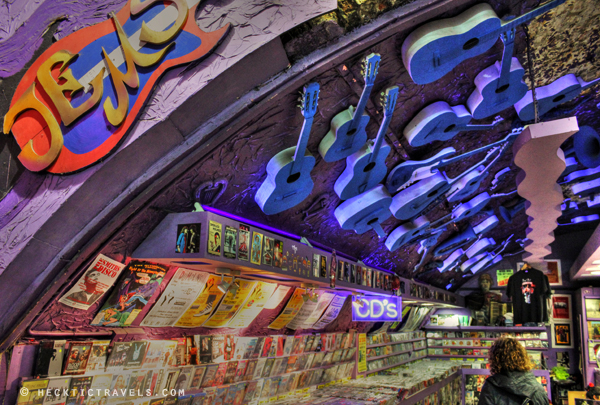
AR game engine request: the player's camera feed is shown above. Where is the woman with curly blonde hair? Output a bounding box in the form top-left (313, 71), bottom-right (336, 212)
top-left (479, 337), bottom-right (549, 405)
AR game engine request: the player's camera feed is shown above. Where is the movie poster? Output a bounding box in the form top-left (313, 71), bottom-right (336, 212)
top-left (208, 221), bottom-right (222, 256)
top-left (175, 274), bottom-right (226, 327)
top-left (228, 282), bottom-right (278, 328)
top-left (59, 254), bottom-right (126, 310)
top-left (312, 295), bottom-right (346, 329)
top-left (250, 232), bottom-right (263, 265)
top-left (175, 223), bottom-right (200, 254)
top-left (140, 269), bottom-right (209, 327)
top-left (268, 289), bottom-right (307, 330)
top-left (63, 342), bottom-right (92, 375)
top-left (263, 236), bottom-right (274, 266)
top-left (238, 224), bottom-right (250, 261)
top-left (91, 261), bottom-right (167, 327)
top-left (203, 280), bottom-right (258, 328)
top-left (224, 226), bottom-right (237, 259)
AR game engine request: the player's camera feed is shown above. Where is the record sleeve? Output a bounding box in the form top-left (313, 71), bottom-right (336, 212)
top-left (238, 224), bottom-right (250, 261)
top-left (124, 341), bottom-right (147, 369)
top-left (201, 365), bottom-right (218, 388)
top-left (85, 340), bottom-right (110, 373)
top-left (250, 232), bottom-right (263, 265)
top-left (43, 377), bottom-right (71, 405)
top-left (224, 361), bottom-right (238, 384)
top-left (189, 366), bottom-right (206, 390)
top-left (35, 340), bottom-right (66, 377)
top-left (66, 376), bottom-right (93, 405)
top-left (63, 342), bottom-right (92, 375)
top-left (274, 240), bottom-right (283, 268)
top-left (87, 374), bottom-right (112, 405)
top-left (223, 226), bottom-right (237, 259)
top-left (19, 379), bottom-right (48, 405)
top-left (213, 363), bottom-right (227, 386)
top-left (208, 220), bottom-right (222, 256)
top-left (262, 236), bottom-right (274, 266)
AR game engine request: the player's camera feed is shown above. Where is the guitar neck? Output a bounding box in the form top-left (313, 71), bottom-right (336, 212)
top-left (497, 30), bottom-right (516, 88)
top-left (370, 114), bottom-right (393, 163)
top-left (291, 116), bottom-right (314, 174)
top-left (579, 76), bottom-right (600, 90)
top-left (500, 0), bottom-right (566, 31)
top-left (351, 84), bottom-right (374, 130)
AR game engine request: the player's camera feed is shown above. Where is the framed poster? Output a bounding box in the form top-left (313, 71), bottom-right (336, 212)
top-left (517, 260), bottom-right (562, 286)
top-left (552, 323), bottom-right (573, 348)
top-left (586, 298), bottom-right (600, 319)
top-left (496, 269), bottom-right (513, 287)
top-left (551, 294), bottom-right (572, 321)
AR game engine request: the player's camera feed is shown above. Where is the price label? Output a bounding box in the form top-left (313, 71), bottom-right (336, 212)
top-left (318, 384), bottom-right (325, 389)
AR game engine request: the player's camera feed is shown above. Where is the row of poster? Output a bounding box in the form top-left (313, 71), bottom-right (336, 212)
top-left (59, 256), bottom-right (348, 331)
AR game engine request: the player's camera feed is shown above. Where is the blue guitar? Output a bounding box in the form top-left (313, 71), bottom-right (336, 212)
top-left (401, 0), bottom-right (565, 85)
top-left (404, 101), bottom-right (503, 147)
top-left (335, 86), bottom-right (399, 200)
top-left (438, 249), bottom-right (466, 273)
top-left (319, 53), bottom-right (380, 162)
top-left (334, 184), bottom-right (392, 238)
top-left (433, 226), bottom-right (476, 257)
top-left (255, 82), bottom-right (320, 215)
top-left (466, 238), bottom-right (496, 258)
top-left (515, 74), bottom-right (600, 121)
top-left (385, 216), bottom-right (430, 252)
top-left (451, 192), bottom-right (492, 222)
top-left (466, 29), bottom-right (528, 119)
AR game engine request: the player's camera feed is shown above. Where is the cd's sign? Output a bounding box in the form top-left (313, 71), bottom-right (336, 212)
top-left (352, 296), bottom-right (402, 322)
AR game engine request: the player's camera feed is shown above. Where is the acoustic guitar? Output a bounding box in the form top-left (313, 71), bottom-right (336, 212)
top-left (334, 184), bottom-right (392, 238)
top-left (319, 53), bottom-right (380, 162)
top-left (335, 86), bottom-right (399, 200)
top-left (255, 82), bottom-right (320, 215)
top-left (401, 0), bottom-right (565, 85)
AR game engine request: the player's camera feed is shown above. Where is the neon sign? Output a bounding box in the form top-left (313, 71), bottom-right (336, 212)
top-left (352, 295), bottom-right (402, 322)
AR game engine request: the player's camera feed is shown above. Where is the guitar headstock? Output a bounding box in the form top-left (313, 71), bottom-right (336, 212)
top-left (361, 53), bottom-right (381, 86)
top-left (299, 82), bottom-right (320, 119)
top-left (381, 86), bottom-right (399, 117)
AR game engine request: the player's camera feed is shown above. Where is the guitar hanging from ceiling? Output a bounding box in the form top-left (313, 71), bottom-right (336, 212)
top-left (255, 82), bottom-right (320, 215)
top-left (401, 0), bottom-right (565, 85)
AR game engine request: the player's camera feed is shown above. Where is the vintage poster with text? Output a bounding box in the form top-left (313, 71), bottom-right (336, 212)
top-left (175, 274), bottom-right (226, 327)
top-left (228, 282), bottom-right (278, 328)
top-left (203, 279), bottom-right (258, 328)
top-left (268, 288), bottom-right (306, 330)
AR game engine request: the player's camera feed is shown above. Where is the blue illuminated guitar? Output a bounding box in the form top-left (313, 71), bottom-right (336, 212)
top-left (466, 29), bottom-right (528, 119)
top-left (319, 53), bottom-right (380, 162)
top-left (401, 0), bottom-right (565, 85)
top-left (515, 74), bottom-right (600, 121)
top-left (385, 216), bottom-right (430, 252)
top-left (335, 86), bottom-right (399, 200)
top-left (451, 192), bottom-right (492, 222)
top-left (334, 184), bottom-right (392, 238)
top-left (433, 226), bottom-right (476, 257)
top-left (255, 82), bottom-right (320, 215)
top-left (404, 101), bottom-right (503, 147)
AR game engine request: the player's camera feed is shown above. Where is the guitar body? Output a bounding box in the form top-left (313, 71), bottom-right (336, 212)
top-left (390, 173), bottom-right (449, 220)
top-left (466, 238), bottom-right (496, 258)
top-left (334, 184), bottom-right (392, 235)
top-left (255, 147), bottom-right (316, 215)
top-left (401, 3), bottom-right (500, 85)
top-left (319, 106), bottom-right (370, 162)
top-left (446, 165), bottom-right (486, 203)
top-left (404, 102), bottom-right (472, 147)
top-left (451, 192), bottom-right (491, 222)
top-left (473, 214), bottom-right (500, 235)
top-left (335, 141), bottom-right (391, 200)
top-left (438, 249), bottom-right (465, 272)
top-left (467, 57), bottom-right (528, 119)
top-left (433, 226), bottom-right (476, 257)
top-left (386, 147), bottom-right (455, 192)
top-left (385, 216), bottom-right (430, 251)
top-left (514, 74), bottom-right (583, 121)
top-left (565, 166), bottom-right (600, 184)
top-left (572, 177), bottom-right (600, 198)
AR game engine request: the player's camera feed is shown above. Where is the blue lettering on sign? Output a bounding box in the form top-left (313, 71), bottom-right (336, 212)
top-left (352, 296), bottom-right (402, 322)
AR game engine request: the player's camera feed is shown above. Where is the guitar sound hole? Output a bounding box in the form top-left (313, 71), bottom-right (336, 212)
top-left (444, 124), bottom-right (456, 133)
top-left (347, 128), bottom-right (357, 136)
top-left (367, 218), bottom-right (379, 225)
top-left (364, 162), bottom-right (376, 172)
top-left (553, 94), bottom-right (566, 103)
top-left (287, 173), bottom-right (301, 183)
top-left (463, 38), bottom-right (479, 50)
top-left (495, 84), bottom-right (510, 93)
top-left (427, 189), bottom-right (439, 198)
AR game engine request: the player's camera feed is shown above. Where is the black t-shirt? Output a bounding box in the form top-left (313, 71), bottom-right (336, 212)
top-left (506, 268), bottom-right (551, 324)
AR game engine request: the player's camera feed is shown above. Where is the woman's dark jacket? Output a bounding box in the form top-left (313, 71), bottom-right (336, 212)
top-left (479, 371), bottom-right (550, 405)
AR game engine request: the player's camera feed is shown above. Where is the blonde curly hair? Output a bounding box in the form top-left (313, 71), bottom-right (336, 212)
top-left (488, 337), bottom-right (533, 375)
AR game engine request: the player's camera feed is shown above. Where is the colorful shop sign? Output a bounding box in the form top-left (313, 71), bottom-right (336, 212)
top-left (352, 295), bottom-right (402, 322)
top-left (3, 0), bottom-right (229, 174)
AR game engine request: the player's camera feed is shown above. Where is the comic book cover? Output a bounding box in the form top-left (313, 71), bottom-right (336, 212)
top-left (270, 358), bottom-right (283, 377)
top-left (224, 384), bottom-right (238, 403)
top-left (43, 377), bottom-right (71, 405)
top-left (244, 360), bottom-right (257, 381)
top-left (66, 376), bottom-right (93, 405)
top-left (124, 341), bottom-right (147, 369)
top-left (232, 382), bottom-right (246, 405)
top-left (232, 337), bottom-right (248, 361)
top-left (212, 335), bottom-right (225, 363)
top-left (243, 381), bottom-right (259, 404)
top-left (261, 337), bottom-right (272, 357)
top-left (201, 388), bottom-right (215, 404)
top-left (198, 336), bottom-right (213, 364)
top-left (277, 376), bottom-right (289, 396)
top-left (187, 336), bottom-right (198, 365)
top-left (213, 387), bottom-right (228, 405)
top-left (242, 337), bottom-right (256, 360)
top-left (262, 236), bottom-right (273, 266)
top-left (91, 261), bottom-right (167, 327)
top-left (286, 356), bottom-right (297, 373)
top-left (59, 254), bottom-right (126, 310)
top-left (251, 337), bottom-right (264, 359)
top-left (171, 338), bottom-right (187, 367)
top-left (253, 358), bottom-right (266, 380)
top-left (261, 358), bottom-right (274, 378)
top-left (207, 220), bottom-right (222, 256)
top-left (149, 398), bottom-right (165, 405)
top-left (283, 336), bottom-right (294, 357)
top-left (63, 342), bottom-right (92, 375)
top-left (189, 366), bottom-right (206, 390)
top-left (201, 365), bottom-right (218, 388)
top-left (140, 370), bottom-right (155, 395)
top-left (175, 367), bottom-right (193, 391)
top-left (234, 360), bottom-right (247, 383)
top-left (268, 336), bottom-right (278, 357)
top-left (224, 361), bottom-right (238, 384)
top-left (273, 240), bottom-right (283, 268)
top-left (238, 224), bottom-right (250, 261)
top-left (223, 335), bottom-right (236, 361)
top-left (223, 226), bottom-right (237, 259)
top-left (213, 363), bottom-right (227, 386)
top-left (250, 232), bottom-right (263, 265)
top-left (162, 369), bottom-right (181, 392)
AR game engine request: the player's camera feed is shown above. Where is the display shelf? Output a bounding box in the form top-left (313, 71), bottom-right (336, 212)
top-left (423, 325), bottom-right (547, 331)
top-left (402, 371), bottom-right (460, 405)
top-left (367, 349), bottom-right (412, 361)
top-left (364, 356), bottom-right (426, 374)
top-left (367, 338), bottom-right (425, 348)
top-left (428, 354), bottom-right (487, 358)
top-left (428, 345), bottom-right (547, 350)
top-left (426, 337), bottom-right (546, 341)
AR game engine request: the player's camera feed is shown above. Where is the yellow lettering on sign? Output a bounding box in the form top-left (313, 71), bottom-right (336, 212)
top-left (131, 0), bottom-right (188, 44)
top-left (3, 84), bottom-right (63, 171)
top-left (36, 50), bottom-right (105, 126)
